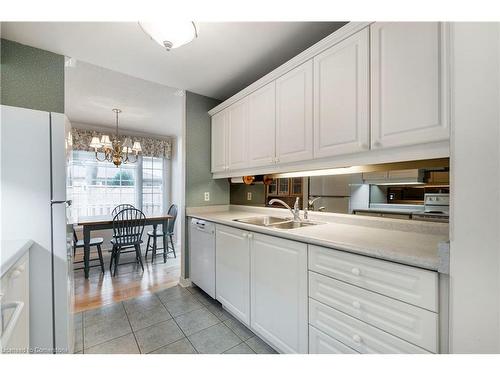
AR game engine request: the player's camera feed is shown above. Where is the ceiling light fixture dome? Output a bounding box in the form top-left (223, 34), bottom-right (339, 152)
top-left (139, 21), bottom-right (198, 51)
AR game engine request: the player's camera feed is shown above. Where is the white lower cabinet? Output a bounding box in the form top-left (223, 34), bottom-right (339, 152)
top-left (215, 225), bottom-right (250, 325)
top-left (309, 299), bottom-right (429, 354)
top-left (0, 253), bottom-right (30, 351)
top-left (309, 325), bottom-right (358, 354)
top-left (213, 223), bottom-right (440, 354)
top-left (308, 245), bottom-right (438, 312)
top-left (250, 233), bottom-right (308, 354)
top-left (309, 271), bottom-right (438, 352)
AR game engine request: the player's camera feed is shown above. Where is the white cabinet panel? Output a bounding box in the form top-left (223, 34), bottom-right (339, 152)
top-left (211, 110), bottom-right (228, 173)
top-left (309, 271), bottom-right (439, 352)
top-left (1, 253), bottom-right (30, 351)
top-left (313, 28), bottom-right (370, 158)
top-left (309, 325), bottom-right (358, 354)
top-left (276, 60), bottom-right (313, 164)
top-left (309, 299), bottom-right (430, 354)
top-left (250, 233), bottom-right (308, 353)
top-left (215, 225), bottom-right (250, 324)
top-left (228, 99), bottom-right (249, 170)
top-left (248, 82), bottom-right (276, 168)
top-left (371, 22), bottom-right (449, 149)
top-left (308, 245), bottom-right (438, 312)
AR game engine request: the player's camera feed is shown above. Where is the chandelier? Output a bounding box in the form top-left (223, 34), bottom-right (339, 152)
top-left (89, 109), bottom-right (142, 167)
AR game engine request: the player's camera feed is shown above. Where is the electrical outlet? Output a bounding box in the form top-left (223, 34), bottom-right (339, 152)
top-left (204, 192), bottom-right (210, 201)
top-left (247, 192), bottom-right (252, 201)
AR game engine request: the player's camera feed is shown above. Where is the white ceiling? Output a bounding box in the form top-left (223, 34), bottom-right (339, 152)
top-left (1, 22), bottom-right (346, 100)
top-left (65, 61), bottom-right (184, 137)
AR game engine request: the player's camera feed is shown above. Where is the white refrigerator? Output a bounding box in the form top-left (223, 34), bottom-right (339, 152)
top-left (1, 105), bottom-right (74, 353)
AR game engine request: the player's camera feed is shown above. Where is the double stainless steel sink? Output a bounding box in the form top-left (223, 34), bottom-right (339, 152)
top-left (233, 216), bottom-right (324, 230)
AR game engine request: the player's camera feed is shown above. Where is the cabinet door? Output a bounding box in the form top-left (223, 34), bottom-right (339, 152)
top-left (313, 28), bottom-right (370, 158)
top-left (211, 110), bottom-right (228, 173)
top-left (276, 60), bottom-right (313, 164)
top-left (215, 225), bottom-right (250, 324)
top-left (228, 99), bottom-right (249, 170)
top-left (248, 82), bottom-right (276, 167)
top-left (250, 233), bottom-right (308, 353)
top-left (371, 22), bottom-right (449, 149)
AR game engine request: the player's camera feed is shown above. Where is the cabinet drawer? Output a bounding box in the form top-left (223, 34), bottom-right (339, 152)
top-left (309, 325), bottom-right (358, 354)
top-left (309, 299), bottom-right (430, 354)
top-left (309, 271), bottom-right (438, 352)
top-left (308, 245), bottom-right (438, 311)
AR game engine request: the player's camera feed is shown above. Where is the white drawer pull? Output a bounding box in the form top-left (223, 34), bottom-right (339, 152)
top-left (247, 233), bottom-right (253, 239)
top-left (242, 233), bottom-right (248, 238)
top-left (352, 334), bottom-right (362, 344)
top-left (352, 301), bottom-right (361, 309)
top-left (351, 267), bottom-right (361, 276)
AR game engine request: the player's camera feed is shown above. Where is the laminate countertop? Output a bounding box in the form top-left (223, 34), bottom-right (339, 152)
top-left (187, 205), bottom-right (450, 273)
top-left (1, 239), bottom-right (33, 278)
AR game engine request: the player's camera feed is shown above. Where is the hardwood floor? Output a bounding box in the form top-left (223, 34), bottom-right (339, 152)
top-left (74, 248), bottom-right (181, 313)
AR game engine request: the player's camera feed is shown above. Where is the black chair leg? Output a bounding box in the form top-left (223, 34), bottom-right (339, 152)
top-left (110, 244), bottom-right (116, 272)
top-left (162, 234), bottom-right (167, 263)
top-left (97, 244), bottom-right (105, 274)
top-left (135, 244), bottom-right (144, 271)
top-left (113, 249), bottom-right (121, 277)
top-left (145, 235), bottom-right (151, 260)
top-left (169, 235), bottom-right (176, 258)
top-left (152, 235), bottom-right (157, 264)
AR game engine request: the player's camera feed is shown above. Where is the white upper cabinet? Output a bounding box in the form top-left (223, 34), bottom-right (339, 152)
top-left (370, 22), bottom-right (450, 149)
top-left (228, 99), bottom-right (249, 170)
top-left (313, 28), bottom-right (370, 158)
top-left (247, 82), bottom-right (276, 168)
top-left (276, 60), bottom-right (313, 164)
top-left (211, 110), bottom-right (228, 173)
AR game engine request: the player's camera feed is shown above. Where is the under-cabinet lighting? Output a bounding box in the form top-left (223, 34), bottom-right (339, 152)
top-left (273, 166), bottom-right (361, 178)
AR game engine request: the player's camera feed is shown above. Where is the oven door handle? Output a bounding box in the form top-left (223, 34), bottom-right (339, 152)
top-left (1, 301), bottom-right (25, 347)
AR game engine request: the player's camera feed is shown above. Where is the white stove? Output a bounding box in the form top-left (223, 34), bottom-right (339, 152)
top-left (412, 193), bottom-right (449, 222)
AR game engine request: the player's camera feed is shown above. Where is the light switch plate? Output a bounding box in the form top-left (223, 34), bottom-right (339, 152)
top-left (204, 192), bottom-right (210, 201)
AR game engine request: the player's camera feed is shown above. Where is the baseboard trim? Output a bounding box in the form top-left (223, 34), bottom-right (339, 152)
top-left (179, 277), bottom-right (191, 288)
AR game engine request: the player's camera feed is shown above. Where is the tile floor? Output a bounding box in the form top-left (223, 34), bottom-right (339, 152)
top-left (75, 284), bottom-right (278, 354)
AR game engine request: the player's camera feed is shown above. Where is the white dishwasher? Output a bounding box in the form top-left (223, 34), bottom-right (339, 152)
top-left (189, 219), bottom-right (216, 298)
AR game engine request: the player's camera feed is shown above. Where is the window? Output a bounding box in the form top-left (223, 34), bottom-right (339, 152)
top-left (142, 156), bottom-right (164, 216)
top-left (68, 151), bottom-right (168, 218)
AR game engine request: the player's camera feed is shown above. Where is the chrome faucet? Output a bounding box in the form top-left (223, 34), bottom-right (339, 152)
top-left (269, 197), bottom-right (302, 222)
top-left (308, 197), bottom-right (321, 210)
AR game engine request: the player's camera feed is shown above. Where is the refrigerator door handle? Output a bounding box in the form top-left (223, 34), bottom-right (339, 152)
top-left (51, 200), bottom-right (71, 206)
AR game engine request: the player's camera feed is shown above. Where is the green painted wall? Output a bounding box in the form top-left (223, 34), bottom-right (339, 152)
top-left (230, 183), bottom-right (266, 206)
top-left (0, 38), bottom-right (64, 113)
top-left (185, 91), bottom-right (229, 207)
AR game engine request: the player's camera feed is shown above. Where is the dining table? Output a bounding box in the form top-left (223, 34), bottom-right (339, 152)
top-left (76, 214), bottom-right (173, 279)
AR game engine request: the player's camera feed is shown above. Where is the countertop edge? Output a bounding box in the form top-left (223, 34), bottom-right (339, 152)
top-left (1, 239), bottom-right (33, 278)
top-left (187, 213), bottom-right (441, 272)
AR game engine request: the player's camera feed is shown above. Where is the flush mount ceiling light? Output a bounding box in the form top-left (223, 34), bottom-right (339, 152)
top-left (139, 21), bottom-right (198, 51)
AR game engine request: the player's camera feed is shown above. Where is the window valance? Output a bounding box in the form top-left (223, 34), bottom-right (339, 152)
top-left (71, 128), bottom-right (172, 159)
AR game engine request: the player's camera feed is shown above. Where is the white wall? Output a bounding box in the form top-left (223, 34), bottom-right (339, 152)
top-left (449, 23), bottom-right (500, 353)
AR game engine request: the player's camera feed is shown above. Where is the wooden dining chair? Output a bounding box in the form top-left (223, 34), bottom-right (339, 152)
top-left (111, 203), bottom-right (135, 217)
top-left (110, 207), bottom-right (146, 276)
top-left (145, 204), bottom-right (178, 263)
top-left (72, 228), bottom-right (105, 274)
